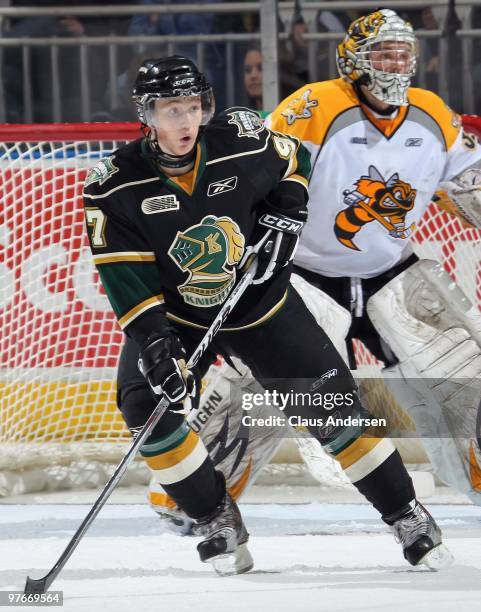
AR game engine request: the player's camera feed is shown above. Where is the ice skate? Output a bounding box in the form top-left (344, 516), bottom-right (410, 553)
top-left (196, 493), bottom-right (253, 576)
top-left (384, 500), bottom-right (454, 570)
top-left (153, 506), bottom-right (195, 536)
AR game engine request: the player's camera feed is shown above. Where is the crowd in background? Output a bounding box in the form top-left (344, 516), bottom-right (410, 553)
top-left (1, 0), bottom-right (480, 124)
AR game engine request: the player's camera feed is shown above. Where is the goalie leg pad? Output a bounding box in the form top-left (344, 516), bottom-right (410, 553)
top-left (290, 272), bottom-right (351, 363)
top-left (366, 259), bottom-right (481, 503)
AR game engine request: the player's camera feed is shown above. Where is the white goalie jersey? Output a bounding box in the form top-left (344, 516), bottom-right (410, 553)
top-left (267, 78), bottom-right (481, 279)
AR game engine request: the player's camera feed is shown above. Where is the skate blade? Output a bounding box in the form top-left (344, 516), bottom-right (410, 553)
top-left (418, 544), bottom-right (454, 571)
top-left (210, 543), bottom-right (254, 577)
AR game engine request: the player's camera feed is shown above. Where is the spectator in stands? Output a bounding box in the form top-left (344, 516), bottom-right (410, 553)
top-left (399, 7), bottom-right (440, 92)
top-left (3, 0), bottom-right (132, 122)
top-left (99, 51), bottom-right (156, 122)
top-left (243, 45), bottom-right (263, 110)
top-left (242, 42), bottom-right (303, 112)
top-left (305, 2), bottom-right (359, 82)
top-left (290, 1), bottom-right (309, 84)
top-left (473, 7), bottom-right (481, 113)
top-left (128, 0), bottom-right (226, 108)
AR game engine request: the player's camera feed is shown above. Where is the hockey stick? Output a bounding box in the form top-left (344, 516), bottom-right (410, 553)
top-left (24, 232), bottom-right (270, 595)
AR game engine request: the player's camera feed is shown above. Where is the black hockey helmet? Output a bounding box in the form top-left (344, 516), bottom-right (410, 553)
top-left (133, 56), bottom-right (211, 99)
top-left (132, 56), bottom-right (215, 169)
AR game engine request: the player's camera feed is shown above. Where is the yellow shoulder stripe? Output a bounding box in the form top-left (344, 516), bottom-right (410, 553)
top-left (270, 79), bottom-right (358, 147)
top-left (119, 294), bottom-right (165, 329)
top-left (408, 88), bottom-right (460, 150)
top-left (92, 252), bottom-right (156, 265)
top-left (281, 173), bottom-right (309, 189)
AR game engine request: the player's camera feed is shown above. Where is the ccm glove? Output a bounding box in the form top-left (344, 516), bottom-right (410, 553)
top-left (240, 212), bottom-right (304, 285)
top-left (138, 333), bottom-right (194, 404)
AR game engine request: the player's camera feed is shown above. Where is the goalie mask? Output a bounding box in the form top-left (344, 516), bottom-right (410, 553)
top-left (336, 9), bottom-right (418, 106)
top-left (132, 56), bottom-right (215, 169)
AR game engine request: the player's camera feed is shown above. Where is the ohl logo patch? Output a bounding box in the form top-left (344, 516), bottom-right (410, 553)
top-left (334, 165), bottom-right (417, 251)
top-left (168, 215), bottom-right (245, 307)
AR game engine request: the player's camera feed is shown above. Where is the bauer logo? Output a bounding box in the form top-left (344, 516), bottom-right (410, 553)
top-left (141, 195), bottom-right (180, 214)
top-left (207, 176), bottom-right (238, 197)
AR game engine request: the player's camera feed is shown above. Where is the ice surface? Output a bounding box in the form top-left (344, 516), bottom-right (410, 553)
top-left (1, 489), bottom-right (481, 612)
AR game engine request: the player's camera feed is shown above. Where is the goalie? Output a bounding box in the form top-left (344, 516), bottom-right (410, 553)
top-left (266, 8), bottom-right (481, 504)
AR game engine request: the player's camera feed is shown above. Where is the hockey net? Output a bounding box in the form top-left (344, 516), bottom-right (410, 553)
top-left (1, 118), bottom-right (480, 496)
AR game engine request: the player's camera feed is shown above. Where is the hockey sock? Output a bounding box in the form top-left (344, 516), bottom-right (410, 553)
top-left (141, 422), bottom-right (226, 518)
top-left (333, 434), bottom-right (415, 516)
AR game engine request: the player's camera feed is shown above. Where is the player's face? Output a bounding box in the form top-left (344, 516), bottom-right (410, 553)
top-left (152, 97), bottom-right (202, 156)
top-left (244, 50), bottom-right (262, 99)
top-left (369, 41), bottom-right (414, 75)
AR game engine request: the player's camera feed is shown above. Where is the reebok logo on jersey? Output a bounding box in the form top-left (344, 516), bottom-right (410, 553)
top-left (141, 195), bottom-right (180, 214)
top-left (351, 137), bottom-right (368, 145)
top-left (207, 176), bottom-right (238, 197)
top-left (405, 138), bottom-right (423, 147)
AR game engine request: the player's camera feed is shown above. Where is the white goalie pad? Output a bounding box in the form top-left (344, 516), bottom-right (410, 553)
top-left (291, 273), bottom-right (351, 363)
top-left (289, 273), bottom-right (354, 486)
top-left (149, 274), bottom-right (353, 517)
top-left (367, 259), bottom-right (481, 503)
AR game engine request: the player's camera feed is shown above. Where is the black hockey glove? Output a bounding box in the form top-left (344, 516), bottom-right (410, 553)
top-left (240, 212), bottom-right (304, 285)
top-left (138, 333), bottom-right (194, 404)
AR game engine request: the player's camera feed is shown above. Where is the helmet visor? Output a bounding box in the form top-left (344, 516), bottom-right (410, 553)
top-left (142, 89), bottom-right (215, 132)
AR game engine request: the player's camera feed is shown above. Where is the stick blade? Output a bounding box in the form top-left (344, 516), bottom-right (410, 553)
top-left (24, 575), bottom-right (49, 595)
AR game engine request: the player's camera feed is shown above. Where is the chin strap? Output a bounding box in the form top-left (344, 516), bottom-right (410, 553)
top-left (141, 123), bottom-right (197, 170)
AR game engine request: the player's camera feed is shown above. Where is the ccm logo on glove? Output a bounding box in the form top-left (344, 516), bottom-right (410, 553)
top-left (259, 213), bottom-right (304, 235)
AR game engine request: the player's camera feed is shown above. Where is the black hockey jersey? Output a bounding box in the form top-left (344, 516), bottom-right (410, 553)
top-left (83, 108), bottom-right (310, 347)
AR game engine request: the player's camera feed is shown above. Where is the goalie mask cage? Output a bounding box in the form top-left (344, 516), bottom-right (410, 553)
top-left (0, 118), bottom-right (480, 497)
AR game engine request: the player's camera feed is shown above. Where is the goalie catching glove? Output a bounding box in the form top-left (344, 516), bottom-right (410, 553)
top-left (438, 164), bottom-right (481, 228)
top-left (240, 212), bottom-right (304, 285)
top-left (138, 331), bottom-right (195, 404)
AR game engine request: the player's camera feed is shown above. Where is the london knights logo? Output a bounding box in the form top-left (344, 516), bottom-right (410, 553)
top-left (84, 156), bottom-right (119, 187)
top-left (168, 215), bottom-right (245, 307)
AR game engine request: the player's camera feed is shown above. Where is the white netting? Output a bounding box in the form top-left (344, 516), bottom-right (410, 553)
top-left (1, 119), bottom-right (480, 496)
top-left (0, 125), bottom-right (142, 495)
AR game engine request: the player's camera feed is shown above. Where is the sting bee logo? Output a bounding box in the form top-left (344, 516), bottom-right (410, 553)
top-left (334, 165), bottom-right (417, 251)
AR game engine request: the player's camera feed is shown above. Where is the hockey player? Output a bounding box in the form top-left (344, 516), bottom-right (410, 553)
top-left (266, 8), bottom-right (481, 503)
top-left (83, 56), bottom-right (452, 574)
